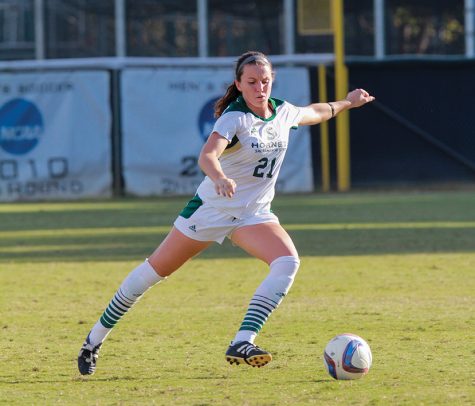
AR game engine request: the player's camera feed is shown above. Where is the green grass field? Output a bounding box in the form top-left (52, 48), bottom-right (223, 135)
top-left (1, 191), bottom-right (474, 405)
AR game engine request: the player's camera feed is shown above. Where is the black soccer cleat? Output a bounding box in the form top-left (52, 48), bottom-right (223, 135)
top-left (225, 341), bottom-right (272, 368)
top-left (77, 336), bottom-right (102, 375)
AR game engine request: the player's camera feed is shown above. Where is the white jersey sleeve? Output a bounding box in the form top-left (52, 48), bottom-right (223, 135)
top-left (282, 101), bottom-right (304, 129)
top-left (212, 112), bottom-right (242, 142)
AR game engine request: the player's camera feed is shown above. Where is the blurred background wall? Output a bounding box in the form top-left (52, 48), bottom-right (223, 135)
top-left (0, 0), bottom-right (473, 200)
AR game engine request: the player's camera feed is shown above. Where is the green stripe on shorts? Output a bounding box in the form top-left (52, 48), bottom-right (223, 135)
top-left (179, 194), bottom-right (203, 219)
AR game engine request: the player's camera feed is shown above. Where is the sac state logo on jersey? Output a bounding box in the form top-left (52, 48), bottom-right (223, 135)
top-left (0, 98), bottom-right (44, 155)
top-left (265, 126), bottom-right (278, 141)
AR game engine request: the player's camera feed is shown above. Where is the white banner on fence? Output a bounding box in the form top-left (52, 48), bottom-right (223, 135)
top-left (122, 67), bottom-right (313, 196)
top-left (0, 71), bottom-right (111, 201)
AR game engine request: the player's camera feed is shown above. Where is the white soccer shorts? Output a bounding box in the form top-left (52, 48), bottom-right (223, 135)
top-left (173, 195), bottom-right (279, 244)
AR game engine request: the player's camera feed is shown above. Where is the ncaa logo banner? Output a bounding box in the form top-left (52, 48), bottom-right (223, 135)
top-left (0, 71), bottom-right (112, 201)
top-left (121, 67), bottom-right (313, 196)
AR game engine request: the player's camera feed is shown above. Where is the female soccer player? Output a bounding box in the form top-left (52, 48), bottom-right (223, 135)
top-left (78, 51), bottom-right (375, 375)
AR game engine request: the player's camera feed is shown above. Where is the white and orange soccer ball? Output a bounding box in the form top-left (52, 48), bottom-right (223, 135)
top-left (323, 333), bottom-right (372, 380)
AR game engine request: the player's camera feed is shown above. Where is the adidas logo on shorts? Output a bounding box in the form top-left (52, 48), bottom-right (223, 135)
top-left (189, 225), bottom-right (197, 232)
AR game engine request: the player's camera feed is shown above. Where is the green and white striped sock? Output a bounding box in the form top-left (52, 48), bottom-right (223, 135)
top-left (233, 256), bottom-right (300, 344)
top-left (234, 294), bottom-right (279, 344)
top-left (87, 260), bottom-right (164, 346)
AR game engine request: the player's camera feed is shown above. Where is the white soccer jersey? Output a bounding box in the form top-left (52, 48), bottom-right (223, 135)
top-left (196, 96), bottom-right (303, 219)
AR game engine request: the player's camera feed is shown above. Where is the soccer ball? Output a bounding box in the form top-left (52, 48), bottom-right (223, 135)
top-left (323, 333), bottom-right (372, 380)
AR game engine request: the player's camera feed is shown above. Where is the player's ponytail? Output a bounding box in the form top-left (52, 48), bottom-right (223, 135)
top-left (214, 51), bottom-right (273, 118)
top-left (214, 83), bottom-right (240, 118)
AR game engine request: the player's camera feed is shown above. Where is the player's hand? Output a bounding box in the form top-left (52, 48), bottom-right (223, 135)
top-left (214, 177), bottom-right (236, 198)
top-left (346, 88), bottom-right (375, 108)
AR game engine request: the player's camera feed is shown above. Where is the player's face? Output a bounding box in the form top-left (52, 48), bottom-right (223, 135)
top-left (235, 63), bottom-right (273, 116)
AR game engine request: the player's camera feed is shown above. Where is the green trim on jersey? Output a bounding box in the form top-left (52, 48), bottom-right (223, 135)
top-left (179, 195), bottom-right (203, 219)
top-left (222, 135), bottom-right (241, 155)
top-left (224, 96), bottom-right (285, 122)
top-left (227, 135), bottom-right (239, 149)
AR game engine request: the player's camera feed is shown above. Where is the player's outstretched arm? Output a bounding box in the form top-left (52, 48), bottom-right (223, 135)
top-left (299, 88), bottom-right (375, 126)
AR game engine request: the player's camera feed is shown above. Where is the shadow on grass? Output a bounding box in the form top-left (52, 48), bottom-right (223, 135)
top-left (0, 209), bottom-right (177, 232)
top-left (1, 193), bottom-right (474, 262)
top-left (1, 226), bottom-right (475, 262)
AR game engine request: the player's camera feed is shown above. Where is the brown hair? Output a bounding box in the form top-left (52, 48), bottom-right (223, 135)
top-left (214, 51), bottom-right (273, 118)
